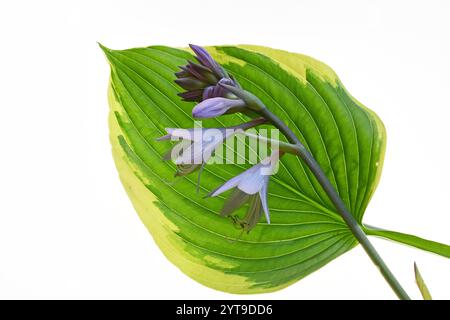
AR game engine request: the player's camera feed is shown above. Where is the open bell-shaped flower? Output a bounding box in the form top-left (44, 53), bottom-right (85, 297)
top-left (158, 127), bottom-right (231, 182)
top-left (159, 127), bottom-right (232, 166)
top-left (157, 118), bottom-right (267, 188)
top-left (158, 127), bottom-right (234, 193)
top-left (208, 152), bottom-right (280, 231)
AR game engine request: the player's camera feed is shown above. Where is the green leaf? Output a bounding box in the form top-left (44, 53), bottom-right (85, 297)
top-left (414, 262), bottom-right (432, 300)
top-left (101, 44), bottom-right (447, 293)
top-left (364, 226), bottom-right (450, 258)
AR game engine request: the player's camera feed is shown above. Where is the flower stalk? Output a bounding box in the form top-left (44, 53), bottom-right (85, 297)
top-left (162, 44), bottom-right (411, 299)
top-left (250, 95), bottom-right (411, 300)
top-left (219, 60), bottom-right (410, 299)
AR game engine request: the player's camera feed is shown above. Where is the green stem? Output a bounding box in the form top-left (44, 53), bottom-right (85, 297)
top-left (258, 107), bottom-right (411, 300)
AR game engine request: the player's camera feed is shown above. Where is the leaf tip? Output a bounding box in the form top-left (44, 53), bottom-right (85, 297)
top-left (98, 42), bottom-right (113, 56)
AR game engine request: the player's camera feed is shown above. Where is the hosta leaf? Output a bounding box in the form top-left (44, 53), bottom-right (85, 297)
top-left (101, 44), bottom-right (450, 293)
top-left (414, 262), bottom-right (432, 300)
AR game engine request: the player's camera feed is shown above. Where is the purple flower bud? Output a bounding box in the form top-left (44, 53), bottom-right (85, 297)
top-left (178, 90), bottom-right (203, 102)
top-left (174, 78), bottom-right (205, 91)
top-left (218, 78), bottom-right (236, 87)
top-left (186, 61), bottom-right (218, 84)
top-left (189, 44), bottom-right (226, 78)
top-left (174, 45), bottom-right (240, 103)
top-left (174, 69), bottom-right (190, 78)
top-left (202, 85), bottom-right (224, 100)
top-left (192, 97), bottom-right (246, 119)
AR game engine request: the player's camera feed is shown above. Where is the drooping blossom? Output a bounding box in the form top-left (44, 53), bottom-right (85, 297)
top-left (157, 118), bottom-right (267, 189)
top-left (208, 152), bottom-right (280, 231)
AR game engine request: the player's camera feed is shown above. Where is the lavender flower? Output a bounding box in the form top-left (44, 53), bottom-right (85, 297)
top-left (159, 127), bottom-right (233, 167)
top-left (158, 127), bottom-right (230, 184)
top-left (192, 97), bottom-right (246, 119)
top-left (208, 152), bottom-right (280, 231)
top-left (157, 118), bottom-right (267, 189)
top-left (170, 45), bottom-right (281, 232)
top-left (175, 44), bottom-right (239, 102)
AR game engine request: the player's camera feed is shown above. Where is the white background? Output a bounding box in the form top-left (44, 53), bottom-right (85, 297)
top-left (0, 0), bottom-right (449, 299)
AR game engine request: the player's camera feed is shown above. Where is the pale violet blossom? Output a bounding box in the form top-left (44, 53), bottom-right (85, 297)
top-left (208, 152), bottom-right (280, 231)
top-left (192, 97), bottom-right (246, 119)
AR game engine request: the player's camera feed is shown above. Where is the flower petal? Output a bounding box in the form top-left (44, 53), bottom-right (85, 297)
top-left (202, 85), bottom-right (222, 100)
top-left (187, 61), bottom-right (217, 84)
top-left (189, 44), bottom-right (225, 77)
top-left (178, 90), bottom-right (203, 102)
top-left (163, 128), bottom-right (198, 141)
top-left (156, 134), bottom-right (172, 141)
top-left (237, 164), bottom-right (265, 194)
top-left (259, 176), bottom-right (271, 224)
top-left (220, 189), bottom-right (250, 217)
top-left (175, 164), bottom-right (201, 177)
top-left (166, 140), bottom-right (194, 163)
top-left (175, 69), bottom-right (190, 78)
top-left (192, 97), bottom-right (245, 119)
top-left (174, 78), bottom-right (205, 90)
top-left (244, 195), bottom-right (263, 231)
top-left (181, 140), bottom-right (208, 165)
top-left (208, 173), bottom-right (244, 197)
